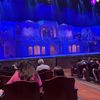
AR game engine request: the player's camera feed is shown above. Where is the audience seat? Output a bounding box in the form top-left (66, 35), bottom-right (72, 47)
top-left (83, 68), bottom-right (90, 81)
top-left (0, 81), bottom-right (3, 89)
top-left (0, 75), bottom-right (11, 89)
top-left (0, 66), bottom-right (15, 76)
top-left (3, 81), bottom-right (40, 100)
top-left (42, 76), bottom-right (78, 100)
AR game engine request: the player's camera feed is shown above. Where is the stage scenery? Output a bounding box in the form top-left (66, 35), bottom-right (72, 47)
top-left (0, 0), bottom-right (100, 100)
top-left (0, 21), bottom-right (100, 60)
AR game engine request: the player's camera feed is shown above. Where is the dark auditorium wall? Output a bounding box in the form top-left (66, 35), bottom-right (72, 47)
top-left (0, 58), bottom-right (57, 69)
top-left (57, 57), bottom-right (75, 68)
top-left (56, 54), bottom-right (100, 68)
top-left (1, 54), bottom-right (100, 69)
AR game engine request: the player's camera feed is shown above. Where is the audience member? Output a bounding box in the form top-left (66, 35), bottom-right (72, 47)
top-left (7, 61), bottom-right (42, 86)
top-left (12, 62), bottom-right (18, 70)
top-left (54, 66), bottom-right (65, 76)
top-left (75, 58), bottom-right (100, 82)
top-left (87, 59), bottom-right (94, 77)
top-left (36, 59), bottom-right (50, 72)
top-left (92, 59), bottom-right (100, 82)
top-left (77, 59), bottom-right (87, 78)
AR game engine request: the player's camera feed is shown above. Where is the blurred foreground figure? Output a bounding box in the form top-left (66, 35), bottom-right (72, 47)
top-left (36, 59), bottom-right (50, 72)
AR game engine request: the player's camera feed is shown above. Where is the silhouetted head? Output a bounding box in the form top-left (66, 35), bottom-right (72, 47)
top-left (54, 66), bottom-right (64, 76)
top-left (38, 59), bottom-right (44, 65)
top-left (19, 61), bottom-right (36, 81)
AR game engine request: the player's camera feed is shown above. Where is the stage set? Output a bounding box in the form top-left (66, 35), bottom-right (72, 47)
top-left (0, 20), bottom-right (100, 60)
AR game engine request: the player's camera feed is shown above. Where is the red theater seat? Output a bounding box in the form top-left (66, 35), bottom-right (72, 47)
top-left (42, 76), bottom-right (78, 100)
top-left (0, 75), bottom-right (11, 89)
top-left (3, 81), bottom-right (40, 100)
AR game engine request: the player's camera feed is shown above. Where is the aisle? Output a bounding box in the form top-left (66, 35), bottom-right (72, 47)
top-left (75, 80), bottom-right (100, 100)
top-left (64, 69), bottom-right (100, 100)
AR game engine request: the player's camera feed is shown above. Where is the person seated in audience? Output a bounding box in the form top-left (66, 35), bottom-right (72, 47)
top-left (77, 59), bottom-right (87, 78)
top-left (6, 62), bottom-right (19, 75)
top-left (87, 59), bottom-right (94, 78)
top-left (12, 62), bottom-right (18, 70)
top-left (36, 59), bottom-right (50, 72)
top-left (92, 59), bottom-right (100, 82)
top-left (82, 63), bottom-right (88, 80)
top-left (7, 61), bottom-right (42, 86)
top-left (71, 64), bottom-right (78, 76)
top-left (53, 66), bottom-right (65, 76)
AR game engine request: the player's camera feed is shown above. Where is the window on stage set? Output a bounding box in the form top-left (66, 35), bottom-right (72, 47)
top-left (72, 44), bottom-right (80, 53)
top-left (40, 26), bottom-right (54, 38)
top-left (50, 45), bottom-right (56, 55)
top-left (34, 45), bottom-right (40, 55)
top-left (28, 46), bottom-right (33, 56)
top-left (69, 44), bottom-right (80, 53)
top-left (42, 46), bottom-right (45, 55)
top-left (72, 44), bottom-right (77, 53)
top-left (66, 30), bottom-right (73, 39)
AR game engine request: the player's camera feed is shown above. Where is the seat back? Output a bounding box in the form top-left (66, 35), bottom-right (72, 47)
top-left (3, 81), bottom-right (40, 100)
top-left (43, 76), bottom-right (77, 100)
top-left (0, 75), bottom-right (11, 89)
top-left (39, 70), bottom-right (53, 82)
top-left (0, 66), bottom-right (15, 76)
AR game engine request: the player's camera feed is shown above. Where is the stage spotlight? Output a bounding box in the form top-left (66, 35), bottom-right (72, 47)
top-left (96, 0), bottom-right (99, 2)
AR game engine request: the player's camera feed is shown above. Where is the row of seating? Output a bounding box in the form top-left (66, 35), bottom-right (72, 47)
top-left (0, 77), bottom-right (77, 100)
top-left (71, 60), bottom-right (100, 83)
top-left (0, 69), bottom-right (78, 100)
top-left (0, 75), bottom-right (11, 89)
top-left (0, 64), bottom-right (78, 100)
